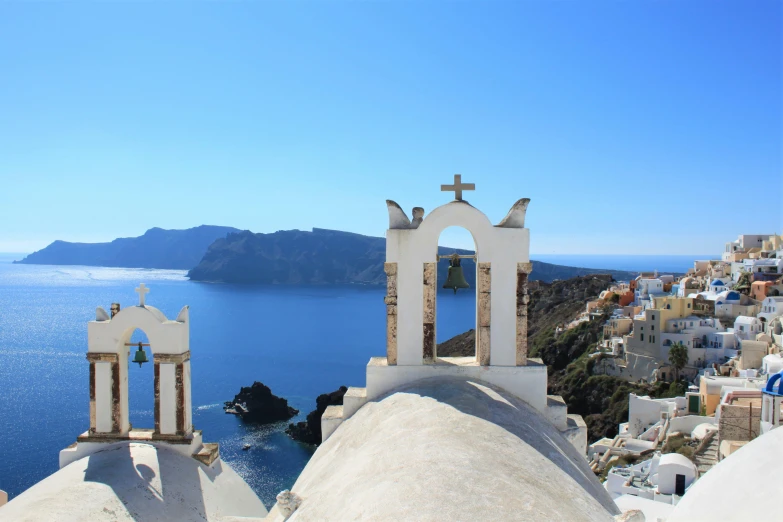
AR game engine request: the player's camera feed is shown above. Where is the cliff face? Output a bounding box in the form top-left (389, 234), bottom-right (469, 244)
top-left (285, 386), bottom-right (348, 445)
top-left (15, 225), bottom-right (240, 270)
top-left (437, 274), bottom-right (617, 358)
top-left (436, 274), bottom-right (683, 443)
top-left (188, 229), bottom-right (389, 285)
top-left (188, 228), bottom-right (637, 284)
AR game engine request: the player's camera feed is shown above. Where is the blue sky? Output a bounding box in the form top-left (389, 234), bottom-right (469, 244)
top-left (0, 1), bottom-right (780, 254)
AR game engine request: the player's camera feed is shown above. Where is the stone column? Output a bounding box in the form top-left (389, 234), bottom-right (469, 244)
top-left (86, 353), bottom-right (121, 434)
top-left (422, 262), bottom-right (436, 362)
top-left (154, 361), bottom-right (161, 433)
top-left (516, 262), bottom-right (533, 366)
top-left (477, 262), bottom-right (491, 365)
top-left (154, 351), bottom-right (192, 437)
top-left (89, 358), bottom-right (96, 433)
top-left (384, 262), bottom-right (398, 365)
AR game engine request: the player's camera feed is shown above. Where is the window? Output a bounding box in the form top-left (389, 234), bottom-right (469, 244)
top-left (740, 325), bottom-right (745, 332)
top-left (652, 314), bottom-right (656, 320)
top-left (688, 304), bottom-right (691, 308)
top-left (652, 325), bottom-right (655, 331)
top-left (641, 334), bottom-right (645, 341)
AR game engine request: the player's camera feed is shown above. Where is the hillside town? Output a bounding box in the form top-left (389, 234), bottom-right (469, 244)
top-left (570, 233), bottom-right (783, 518)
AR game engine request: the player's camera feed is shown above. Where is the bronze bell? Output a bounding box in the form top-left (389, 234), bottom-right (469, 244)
top-left (132, 342), bottom-right (149, 368)
top-left (443, 254), bottom-right (470, 294)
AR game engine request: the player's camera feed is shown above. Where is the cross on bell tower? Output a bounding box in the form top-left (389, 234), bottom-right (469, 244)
top-left (441, 174), bottom-right (475, 201)
top-left (135, 283), bottom-right (149, 307)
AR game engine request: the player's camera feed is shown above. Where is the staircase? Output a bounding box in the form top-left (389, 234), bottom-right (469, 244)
top-left (693, 433), bottom-right (719, 475)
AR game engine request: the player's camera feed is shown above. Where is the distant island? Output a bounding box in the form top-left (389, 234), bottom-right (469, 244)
top-left (188, 228), bottom-right (638, 284)
top-left (15, 225), bottom-right (638, 284)
top-left (14, 225), bottom-right (240, 269)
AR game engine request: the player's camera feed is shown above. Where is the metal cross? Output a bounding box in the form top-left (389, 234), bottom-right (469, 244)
top-left (135, 283), bottom-right (150, 306)
top-left (441, 174), bottom-right (475, 201)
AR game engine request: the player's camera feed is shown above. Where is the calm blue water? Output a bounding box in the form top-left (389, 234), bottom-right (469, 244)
top-left (0, 256), bottom-right (477, 506)
top-left (532, 254), bottom-right (716, 274)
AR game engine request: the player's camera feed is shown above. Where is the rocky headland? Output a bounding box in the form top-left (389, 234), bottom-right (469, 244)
top-left (224, 382), bottom-right (299, 423)
top-left (15, 225), bottom-right (240, 269)
top-left (15, 224), bottom-right (639, 285)
top-left (187, 228), bottom-right (637, 285)
top-left (285, 386), bottom-right (348, 445)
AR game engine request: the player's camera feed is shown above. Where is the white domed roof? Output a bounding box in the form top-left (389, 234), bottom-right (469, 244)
top-left (283, 377), bottom-right (619, 521)
top-left (0, 442), bottom-right (267, 521)
top-left (668, 427), bottom-right (783, 521)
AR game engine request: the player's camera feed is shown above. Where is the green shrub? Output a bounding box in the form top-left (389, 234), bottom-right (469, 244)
top-left (676, 446), bottom-right (694, 460)
top-left (663, 434), bottom-right (688, 454)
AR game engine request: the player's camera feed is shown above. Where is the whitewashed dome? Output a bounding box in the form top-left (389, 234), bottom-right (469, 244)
top-left (667, 427), bottom-right (783, 521)
top-left (0, 442), bottom-right (267, 521)
top-left (278, 377), bottom-right (619, 521)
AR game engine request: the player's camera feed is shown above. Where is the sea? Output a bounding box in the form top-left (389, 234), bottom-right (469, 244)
top-left (532, 254), bottom-right (716, 275)
top-left (0, 252), bottom-right (711, 506)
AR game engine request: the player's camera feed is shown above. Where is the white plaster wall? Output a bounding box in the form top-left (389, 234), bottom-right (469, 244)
top-left (59, 432), bottom-right (204, 469)
top-left (668, 415), bottom-right (716, 435)
top-left (95, 362), bottom-right (113, 433)
top-left (657, 461), bottom-right (696, 495)
top-left (88, 305), bottom-right (188, 356)
top-left (629, 394), bottom-right (665, 437)
top-left (366, 358), bottom-right (547, 412)
top-left (159, 364), bottom-right (177, 435)
top-left (386, 201), bottom-right (529, 366)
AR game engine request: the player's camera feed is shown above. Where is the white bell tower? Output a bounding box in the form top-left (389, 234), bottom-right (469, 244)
top-left (59, 285), bottom-right (218, 468)
top-left (320, 177), bottom-right (589, 455)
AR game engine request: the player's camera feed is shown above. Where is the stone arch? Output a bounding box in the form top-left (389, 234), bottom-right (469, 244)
top-left (121, 325), bottom-right (153, 434)
top-left (415, 202), bottom-right (495, 262)
top-left (91, 305), bottom-right (188, 356)
top-left (432, 226), bottom-right (480, 363)
top-left (418, 207), bottom-right (492, 365)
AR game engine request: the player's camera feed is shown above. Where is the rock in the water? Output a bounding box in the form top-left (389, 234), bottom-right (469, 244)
top-left (224, 381), bottom-right (298, 423)
top-left (286, 386), bottom-right (348, 445)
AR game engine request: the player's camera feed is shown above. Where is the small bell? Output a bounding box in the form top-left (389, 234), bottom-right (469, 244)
top-left (132, 342), bottom-right (149, 368)
top-left (443, 254), bottom-right (470, 294)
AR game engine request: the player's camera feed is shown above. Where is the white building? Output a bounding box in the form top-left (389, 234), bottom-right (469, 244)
top-left (759, 296), bottom-right (783, 323)
top-left (604, 452), bottom-right (698, 501)
top-left (636, 278), bottom-right (665, 300)
top-left (742, 257), bottom-right (783, 275)
top-left (734, 316), bottom-right (763, 341)
top-left (660, 316), bottom-right (731, 367)
top-left (722, 234), bottom-right (771, 262)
